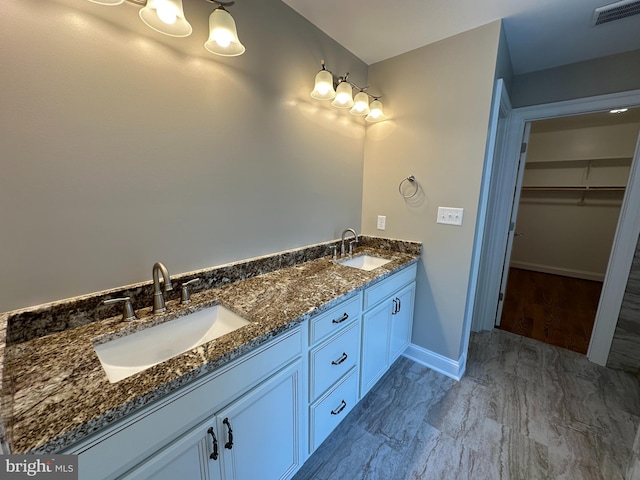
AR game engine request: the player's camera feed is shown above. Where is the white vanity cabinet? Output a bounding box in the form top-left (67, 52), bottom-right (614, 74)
top-left (360, 264), bottom-right (417, 396)
top-left (61, 260), bottom-right (418, 480)
top-left (388, 282), bottom-right (416, 362)
top-left (125, 360), bottom-right (302, 480)
top-left (68, 327), bottom-right (304, 480)
top-left (307, 293), bottom-right (361, 453)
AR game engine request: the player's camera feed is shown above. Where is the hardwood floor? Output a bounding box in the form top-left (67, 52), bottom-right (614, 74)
top-left (499, 268), bottom-right (603, 354)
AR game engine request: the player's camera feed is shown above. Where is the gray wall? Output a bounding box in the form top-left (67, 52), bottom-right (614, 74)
top-left (361, 22), bottom-right (502, 361)
top-left (0, 0), bottom-right (367, 312)
top-left (510, 49), bottom-right (640, 108)
top-left (495, 21), bottom-right (514, 92)
top-left (0, 2), bottom-right (527, 369)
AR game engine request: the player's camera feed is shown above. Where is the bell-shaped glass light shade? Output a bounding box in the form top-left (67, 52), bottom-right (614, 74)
top-left (331, 81), bottom-right (354, 108)
top-left (350, 91), bottom-right (370, 116)
top-left (204, 7), bottom-right (245, 56)
top-left (310, 69), bottom-right (336, 100)
top-left (365, 100), bottom-right (385, 122)
top-left (140, 0), bottom-right (192, 37)
top-left (88, 0), bottom-right (124, 5)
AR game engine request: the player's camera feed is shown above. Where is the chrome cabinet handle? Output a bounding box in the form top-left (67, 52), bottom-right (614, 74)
top-left (331, 400), bottom-right (347, 415)
top-left (223, 418), bottom-right (233, 450)
top-left (207, 427), bottom-right (219, 460)
top-left (332, 313), bottom-right (349, 324)
top-left (331, 352), bottom-right (348, 365)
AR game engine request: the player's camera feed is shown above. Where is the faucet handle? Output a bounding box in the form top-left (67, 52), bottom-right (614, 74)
top-left (330, 245), bottom-right (338, 261)
top-left (180, 278), bottom-right (200, 305)
top-left (349, 240), bottom-right (357, 256)
top-left (103, 297), bottom-right (137, 322)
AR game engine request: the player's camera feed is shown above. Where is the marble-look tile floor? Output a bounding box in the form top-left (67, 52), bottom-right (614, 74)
top-left (293, 329), bottom-right (640, 480)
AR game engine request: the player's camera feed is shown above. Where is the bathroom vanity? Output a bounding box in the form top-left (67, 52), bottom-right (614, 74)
top-left (0, 237), bottom-right (419, 480)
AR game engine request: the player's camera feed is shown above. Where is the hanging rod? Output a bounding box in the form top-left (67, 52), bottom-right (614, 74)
top-left (521, 185), bottom-right (625, 192)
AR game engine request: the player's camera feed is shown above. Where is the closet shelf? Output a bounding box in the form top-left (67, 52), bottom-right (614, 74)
top-left (525, 157), bottom-right (632, 167)
top-left (521, 185), bottom-right (625, 192)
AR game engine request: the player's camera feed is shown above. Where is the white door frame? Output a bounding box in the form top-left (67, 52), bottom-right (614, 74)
top-left (469, 79), bottom-right (512, 333)
top-left (496, 88), bottom-right (640, 366)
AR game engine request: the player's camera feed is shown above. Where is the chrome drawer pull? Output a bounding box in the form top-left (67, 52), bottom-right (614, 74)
top-left (331, 352), bottom-right (348, 365)
top-left (331, 400), bottom-right (347, 415)
top-left (332, 313), bottom-right (349, 324)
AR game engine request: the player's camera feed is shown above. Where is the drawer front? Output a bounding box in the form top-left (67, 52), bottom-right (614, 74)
top-left (363, 263), bottom-right (417, 310)
top-left (309, 368), bottom-right (358, 452)
top-left (310, 293), bottom-right (361, 345)
top-left (310, 322), bottom-right (360, 400)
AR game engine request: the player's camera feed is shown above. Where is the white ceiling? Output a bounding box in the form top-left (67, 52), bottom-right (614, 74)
top-left (281, 0), bottom-right (640, 75)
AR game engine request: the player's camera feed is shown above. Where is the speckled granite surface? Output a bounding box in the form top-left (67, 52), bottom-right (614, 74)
top-left (0, 237), bottom-right (420, 454)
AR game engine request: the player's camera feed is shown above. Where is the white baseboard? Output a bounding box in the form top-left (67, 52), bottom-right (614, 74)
top-left (509, 261), bottom-right (605, 282)
top-left (403, 344), bottom-right (466, 381)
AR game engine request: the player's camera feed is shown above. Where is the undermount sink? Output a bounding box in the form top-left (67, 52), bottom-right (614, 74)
top-left (94, 305), bottom-right (250, 383)
top-left (338, 254), bottom-right (391, 271)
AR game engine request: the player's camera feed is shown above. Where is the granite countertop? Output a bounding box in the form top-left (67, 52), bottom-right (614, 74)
top-left (2, 244), bottom-right (419, 454)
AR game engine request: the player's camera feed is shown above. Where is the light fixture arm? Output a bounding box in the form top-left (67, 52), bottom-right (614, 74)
top-left (344, 82), bottom-right (381, 101)
top-left (206, 0), bottom-right (236, 7)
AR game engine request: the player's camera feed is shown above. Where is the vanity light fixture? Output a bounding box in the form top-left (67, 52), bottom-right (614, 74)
top-left (139, 0), bottom-right (192, 37)
top-left (87, 0), bottom-right (245, 56)
top-left (350, 90), bottom-right (370, 116)
top-left (204, 1), bottom-right (245, 57)
top-left (310, 60), bottom-right (337, 100)
top-left (311, 60), bottom-right (386, 123)
top-left (366, 99), bottom-right (385, 122)
top-left (331, 78), bottom-right (354, 108)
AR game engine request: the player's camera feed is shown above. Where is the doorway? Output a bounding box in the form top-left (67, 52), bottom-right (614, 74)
top-left (497, 110), bottom-right (640, 353)
top-left (469, 87), bottom-right (640, 366)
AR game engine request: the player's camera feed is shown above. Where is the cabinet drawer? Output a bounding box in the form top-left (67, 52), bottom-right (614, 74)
top-left (309, 293), bottom-right (361, 344)
top-left (363, 263), bottom-right (417, 310)
top-left (309, 368), bottom-right (358, 452)
top-left (309, 322), bottom-right (359, 400)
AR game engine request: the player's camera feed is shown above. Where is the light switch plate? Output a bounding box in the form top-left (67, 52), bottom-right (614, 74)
top-left (377, 215), bottom-right (386, 230)
top-left (437, 207), bottom-right (464, 226)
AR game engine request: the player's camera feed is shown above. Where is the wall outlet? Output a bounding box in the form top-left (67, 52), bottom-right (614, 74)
top-left (377, 215), bottom-right (386, 230)
top-left (437, 207), bottom-right (464, 226)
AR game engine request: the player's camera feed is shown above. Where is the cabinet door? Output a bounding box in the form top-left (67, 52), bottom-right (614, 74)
top-left (389, 282), bottom-right (415, 362)
top-left (121, 421), bottom-right (222, 480)
top-left (218, 361), bottom-right (302, 480)
top-left (360, 300), bottom-right (391, 397)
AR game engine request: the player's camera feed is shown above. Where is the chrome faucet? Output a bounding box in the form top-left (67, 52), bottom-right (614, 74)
top-left (340, 228), bottom-right (358, 256)
top-left (152, 262), bottom-right (173, 314)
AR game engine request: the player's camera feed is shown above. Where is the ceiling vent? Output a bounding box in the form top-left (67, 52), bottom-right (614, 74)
top-left (592, 0), bottom-right (640, 25)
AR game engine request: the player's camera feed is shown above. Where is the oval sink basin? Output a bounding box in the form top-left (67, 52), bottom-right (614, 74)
top-left (94, 305), bottom-right (250, 383)
top-left (338, 254), bottom-right (391, 271)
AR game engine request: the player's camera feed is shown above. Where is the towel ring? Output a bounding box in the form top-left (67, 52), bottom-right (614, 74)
top-left (398, 175), bottom-right (418, 199)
